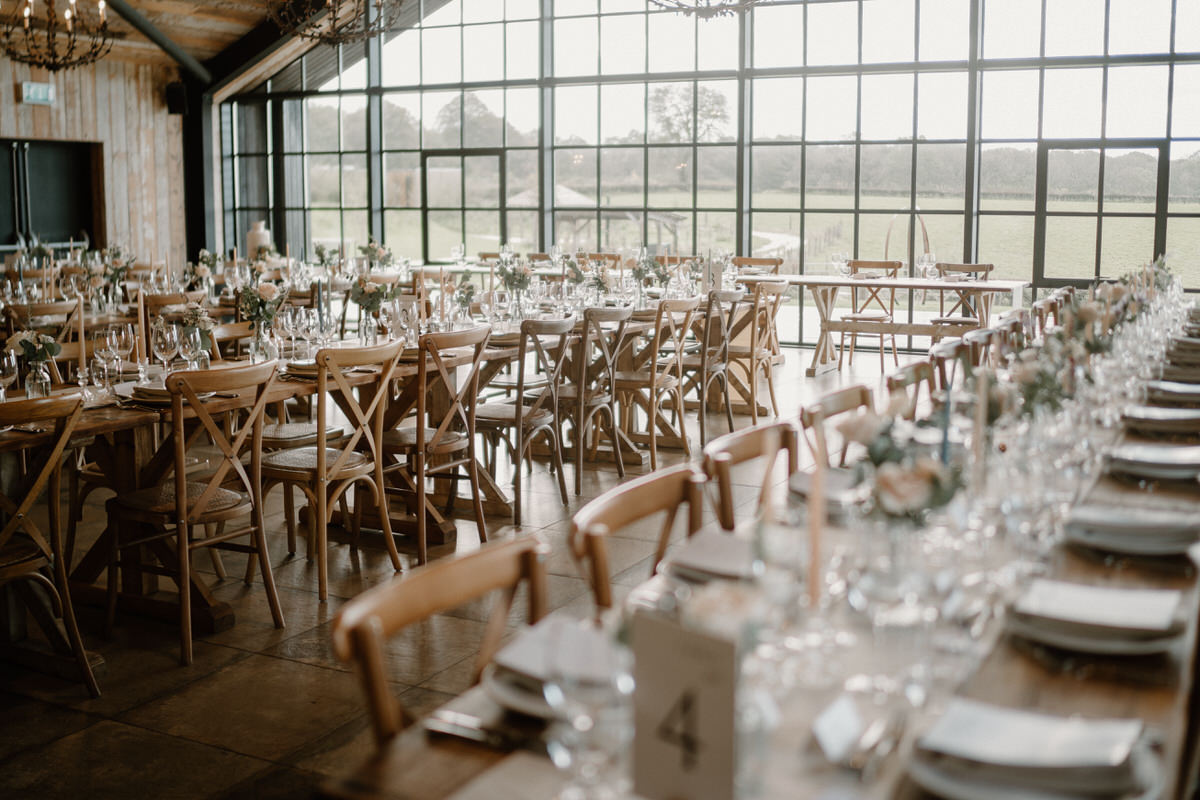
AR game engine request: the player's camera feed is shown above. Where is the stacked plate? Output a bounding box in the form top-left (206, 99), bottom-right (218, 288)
top-left (1105, 442), bottom-right (1200, 480)
top-left (1006, 578), bottom-right (1186, 655)
top-left (115, 381), bottom-right (214, 405)
top-left (660, 529), bottom-right (758, 583)
top-left (909, 698), bottom-right (1159, 800)
top-left (788, 467), bottom-right (864, 522)
top-left (1158, 363), bottom-right (1200, 383)
top-left (1063, 503), bottom-right (1200, 556)
top-left (1145, 379), bottom-right (1200, 405)
top-left (1122, 405), bottom-right (1200, 435)
top-left (481, 618), bottom-right (620, 719)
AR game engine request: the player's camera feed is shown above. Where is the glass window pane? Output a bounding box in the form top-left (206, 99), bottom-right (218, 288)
top-left (981, 70), bottom-right (1039, 139)
top-left (1043, 69), bottom-right (1103, 139)
top-left (697, 81), bottom-right (736, 143)
top-left (236, 155), bottom-right (269, 207)
top-left (423, 91), bottom-right (461, 148)
top-left (649, 82), bottom-right (694, 144)
top-left (308, 154), bottom-right (340, 207)
top-left (861, 73), bottom-right (914, 140)
top-left (342, 210), bottom-right (368, 251)
top-left (422, 27), bottom-right (461, 83)
top-left (1179, 0), bottom-right (1200, 53)
top-left (1174, 67), bottom-right (1200, 139)
top-left (802, 212), bottom-right (853, 272)
top-left (919, 0), bottom-right (969, 61)
top-left (1108, 0), bottom-right (1170, 55)
top-left (921, 213), bottom-right (965, 266)
top-left (980, 143), bottom-right (1037, 211)
top-left (426, 0), bottom-right (461, 25)
top-left (384, 153), bottom-right (420, 208)
top-left (464, 157), bottom-right (500, 208)
top-left (428, 210), bottom-right (464, 262)
top-left (554, 210), bottom-right (596, 252)
top-left (601, 84), bottom-right (646, 144)
top-left (507, 150), bottom-right (540, 207)
top-left (857, 213), bottom-right (905, 260)
top-left (463, 24), bottom-right (503, 83)
top-left (753, 77), bottom-right (804, 141)
top-left (805, 145), bottom-right (856, 208)
top-left (465, 210), bottom-right (501, 257)
top-left (1103, 149), bottom-right (1158, 214)
top-left (752, 145), bottom-right (802, 208)
top-left (983, 0), bottom-right (1040, 59)
top-left (1106, 66), bottom-right (1168, 139)
top-left (1167, 217), bottom-right (1200, 287)
top-left (555, 149), bottom-right (598, 205)
top-left (506, 88), bottom-right (540, 146)
top-left (384, 210), bottom-right (421, 259)
top-left (341, 97), bottom-right (366, 151)
top-left (383, 93), bottom-right (421, 149)
top-left (978, 214), bottom-right (1035, 280)
top-left (341, 154), bottom-right (368, 207)
top-left (382, 28), bottom-right (420, 85)
top-left (697, 146), bottom-right (736, 209)
top-left (1044, 0), bottom-right (1104, 57)
top-left (237, 103), bottom-right (268, 153)
top-left (599, 211), bottom-right (643, 252)
top-left (806, 75), bottom-right (858, 140)
top-left (427, 156), bottom-right (463, 208)
top-left (753, 4), bottom-right (804, 68)
top-left (507, 210), bottom-right (540, 254)
top-left (859, 145), bottom-right (913, 208)
top-left (807, 1), bottom-right (858, 66)
top-left (648, 147), bottom-right (693, 208)
top-left (600, 148), bottom-right (643, 206)
top-left (556, 0), bottom-right (596, 16)
top-left (309, 210), bottom-right (341, 247)
top-left (1170, 142), bottom-right (1200, 214)
top-left (1100, 217), bottom-right (1156, 276)
top-left (1044, 216), bottom-right (1098, 280)
top-left (751, 213), bottom-right (802, 271)
top-left (648, 12), bottom-right (695, 72)
top-left (555, 17), bottom-right (598, 77)
top-left (464, 0), bottom-right (503, 23)
top-left (1047, 148), bottom-right (1099, 212)
top-left (646, 212), bottom-right (691, 256)
top-left (507, 21), bottom-right (540, 79)
top-left (696, 211), bottom-right (737, 256)
top-left (918, 72), bottom-right (967, 140)
top-left (698, 14), bottom-right (739, 70)
top-left (916, 144), bottom-right (966, 209)
top-left (464, 89), bottom-right (504, 147)
top-left (306, 98), bottom-right (340, 151)
top-left (602, 13), bottom-right (645, 74)
top-left (556, 85), bottom-right (598, 145)
top-left (862, 0), bottom-right (915, 64)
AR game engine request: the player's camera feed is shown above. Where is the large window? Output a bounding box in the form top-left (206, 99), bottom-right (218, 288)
top-left (220, 0), bottom-right (1200, 346)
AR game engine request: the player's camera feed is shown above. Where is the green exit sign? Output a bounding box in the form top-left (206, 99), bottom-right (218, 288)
top-left (20, 81), bottom-right (55, 106)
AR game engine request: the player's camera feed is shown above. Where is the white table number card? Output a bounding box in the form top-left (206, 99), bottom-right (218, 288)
top-left (631, 610), bottom-right (738, 800)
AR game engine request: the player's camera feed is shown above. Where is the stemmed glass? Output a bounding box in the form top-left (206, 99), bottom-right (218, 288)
top-left (297, 308), bottom-right (317, 356)
top-left (111, 323), bottom-right (136, 379)
top-left (94, 331), bottom-right (118, 388)
top-left (832, 252), bottom-right (851, 277)
top-left (478, 291), bottom-right (495, 325)
top-left (179, 327), bottom-right (204, 369)
top-left (152, 323), bottom-right (179, 374)
top-left (493, 289), bottom-right (511, 330)
top-left (0, 350), bottom-right (17, 402)
top-left (450, 242), bottom-right (466, 266)
top-left (396, 303), bottom-right (415, 347)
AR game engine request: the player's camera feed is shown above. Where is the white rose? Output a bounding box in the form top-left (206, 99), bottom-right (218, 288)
top-left (196, 265), bottom-right (211, 279)
top-left (835, 409), bottom-right (887, 446)
top-left (875, 461), bottom-right (935, 516)
top-left (257, 282), bottom-right (279, 301)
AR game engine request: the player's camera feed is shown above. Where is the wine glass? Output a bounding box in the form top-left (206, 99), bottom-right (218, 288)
top-left (94, 330), bottom-right (117, 388)
top-left (297, 308), bottom-right (317, 356)
top-left (152, 323), bottom-right (179, 374)
top-left (111, 323), bottom-right (135, 378)
top-left (494, 289), bottom-right (511, 330)
top-left (0, 350), bottom-right (17, 402)
top-left (450, 242), bottom-right (466, 265)
top-left (832, 252), bottom-right (851, 277)
top-left (179, 327), bottom-right (204, 369)
top-left (478, 291), bottom-right (495, 324)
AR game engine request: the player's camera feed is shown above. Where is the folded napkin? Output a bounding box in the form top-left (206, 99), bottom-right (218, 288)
top-left (788, 467), bottom-right (862, 509)
top-left (492, 617), bottom-right (617, 687)
top-left (850, 271), bottom-right (881, 280)
top-left (663, 529), bottom-right (757, 582)
top-left (1146, 379), bottom-right (1200, 402)
top-left (1123, 405), bottom-right (1200, 433)
top-left (1066, 504), bottom-right (1200, 539)
top-left (1011, 578), bottom-right (1185, 639)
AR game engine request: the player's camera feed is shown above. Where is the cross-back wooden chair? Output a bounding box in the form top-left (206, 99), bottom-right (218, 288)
top-left (0, 395), bottom-right (99, 696)
top-left (332, 536), bottom-right (548, 746)
top-left (383, 326), bottom-right (490, 565)
top-left (728, 280), bottom-right (787, 425)
top-left (963, 326), bottom-right (1000, 368)
top-left (886, 360), bottom-right (936, 420)
top-left (476, 316), bottom-right (573, 527)
top-left (570, 463), bottom-right (706, 611)
top-left (702, 421), bottom-right (800, 531)
top-left (931, 263), bottom-right (995, 341)
top-left (731, 256), bottom-right (783, 274)
top-left (929, 339), bottom-right (971, 391)
top-left (681, 288), bottom-right (744, 446)
top-left (560, 306), bottom-right (631, 495)
top-left (3, 300), bottom-right (79, 338)
top-left (106, 361), bottom-right (285, 665)
top-left (1031, 297), bottom-right (1056, 339)
top-left (839, 259), bottom-right (902, 370)
top-left (263, 341), bottom-right (404, 601)
top-left (615, 296), bottom-right (699, 471)
top-left (799, 384), bottom-right (875, 467)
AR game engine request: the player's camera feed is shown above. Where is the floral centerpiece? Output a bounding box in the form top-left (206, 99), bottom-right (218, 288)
top-left (358, 237), bottom-right (393, 270)
top-left (186, 249), bottom-right (219, 290)
top-left (254, 243), bottom-right (278, 261)
top-left (101, 246), bottom-right (132, 288)
top-left (563, 256), bottom-right (586, 285)
top-left (349, 276), bottom-right (399, 314)
top-left (498, 260), bottom-right (533, 292)
top-left (314, 242), bottom-right (335, 269)
top-left (7, 331), bottom-right (61, 398)
top-left (591, 265), bottom-right (614, 294)
top-left (631, 253), bottom-right (668, 287)
top-left (28, 240), bottom-right (54, 263)
top-left (180, 302), bottom-right (215, 351)
top-left (454, 277), bottom-right (475, 313)
top-left (238, 282), bottom-right (286, 331)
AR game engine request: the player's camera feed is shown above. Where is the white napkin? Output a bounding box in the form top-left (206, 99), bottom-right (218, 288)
top-left (663, 529), bottom-right (757, 581)
top-left (1013, 579), bottom-right (1183, 637)
top-left (492, 617), bottom-right (616, 686)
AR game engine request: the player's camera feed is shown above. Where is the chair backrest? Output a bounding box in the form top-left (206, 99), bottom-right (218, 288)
top-left (4, 300), bottom-right (78, 337)
top-left (0, 395), bottom-right (84, 559)
top-left (847, 260), bottom-right (902, 316)
top-left (734, 280), bottom-right (787, 353)
top-left (512, 315), bottom-right (575, 428)
top-left (700, 288), bottom-right (745, 367)
top-left (1031, 298), bottom-right (1055, 339)
top-left (315, 340), bottom-right (405, 479)
top-left (586, 252), bottom-right (622, 266)
top-left (936, 263), bottom-right (993, 280)
top-left (477, 252), bottom-right (500, 262)
top-left (702, 421), bottom-right (800, 531)
top-left (527, 252), bottom-right (551, 263)
top-left (208, 320), bottom-right (256, 360)
top-left (331, 536), bottom-right (548, 746)
top-left (416, 326), bottom-right (491, 456)
top-left (575, 305), bottom-right (632, 397)
top-left (647, 297), bottom-right (700, 379)
top-left (571, 463), bottom-right (706, 609)
top-left (799, 384), bottom-right (874, 466)
top-left (166, 361), bottom-right (278, 523)
top-left (886, 360), bottom-right (935, 420)
top-left (963, 326), bottom-right (999, 367)
top-left (731, 256), bottom-right (783, 274)
top-left (655, 254), bottom-right (699, 266)
top-left (929, 339), bottom-right (970, 390)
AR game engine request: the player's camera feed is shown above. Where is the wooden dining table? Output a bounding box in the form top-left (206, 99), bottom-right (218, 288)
top-left (316, 464), bottom-right (1200, 800)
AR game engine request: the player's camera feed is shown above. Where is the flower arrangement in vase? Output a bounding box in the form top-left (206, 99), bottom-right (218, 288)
top-left (358, 237), bottom-right (394, 270)
top-left (7, 331), bottom-right (61, 399)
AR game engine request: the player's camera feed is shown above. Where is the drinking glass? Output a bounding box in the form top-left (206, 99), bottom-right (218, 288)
top-left (94, 330), bottom-right (117, 387)
top-left (450, 242), bottom-right (465, 265)
top-left (0, 350), bottom-right (17, 402)
top-left (297, 308), bottom-right (317, 356)
top-left (179, 327), bottom-right (204, 369)
top-left (494, 290), bottom-right (511, 328)
top-left (832, 252), bottom-right (851, 277)
top-left (152, 323), bottom-right (179, 373)
top-left (112, 323), bottom-right (136, 377)
top-left (478, 291), bottom-right (495, 324)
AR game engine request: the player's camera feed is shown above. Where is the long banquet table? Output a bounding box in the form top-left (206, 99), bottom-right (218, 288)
top-left (316, 456), bottom-right (1200, 800)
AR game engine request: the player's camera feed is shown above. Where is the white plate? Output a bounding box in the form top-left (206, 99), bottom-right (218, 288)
top-left (480, 664), bottom-right (554, 720)
top-left (907, 751), bottom-right (1162, 800)
top-left (1006, 615), bottom-right (1182, 657)
top-left (1064, 524), bottom-right (1198, 557)
top-left (1106, 461), bottom-right (1200, 481)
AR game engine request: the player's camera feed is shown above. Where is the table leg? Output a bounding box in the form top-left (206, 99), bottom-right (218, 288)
top-left (807, 285), bottom-right (841, 377)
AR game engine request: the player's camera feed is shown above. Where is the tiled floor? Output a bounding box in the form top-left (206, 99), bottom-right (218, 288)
top-left (0, 346), bottom-right (915, 799)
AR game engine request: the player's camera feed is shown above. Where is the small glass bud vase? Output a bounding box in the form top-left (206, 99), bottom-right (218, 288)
top-left (360, 314), bottom-right (379, 346)
top-left (24, 361), bottom-right (51, 399)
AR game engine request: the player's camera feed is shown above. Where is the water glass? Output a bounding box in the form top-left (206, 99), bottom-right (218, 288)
top-left (0, 350), bottom-right (17, 402)
top-left (152, 323), bottom-right (179, 373)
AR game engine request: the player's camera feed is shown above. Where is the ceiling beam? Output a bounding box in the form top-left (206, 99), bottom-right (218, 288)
top-left (105, 0), bottom-right (213, 83)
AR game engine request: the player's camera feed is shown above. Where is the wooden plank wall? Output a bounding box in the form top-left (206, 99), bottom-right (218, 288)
top-left (0, 56), bottom-right (185, 266)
